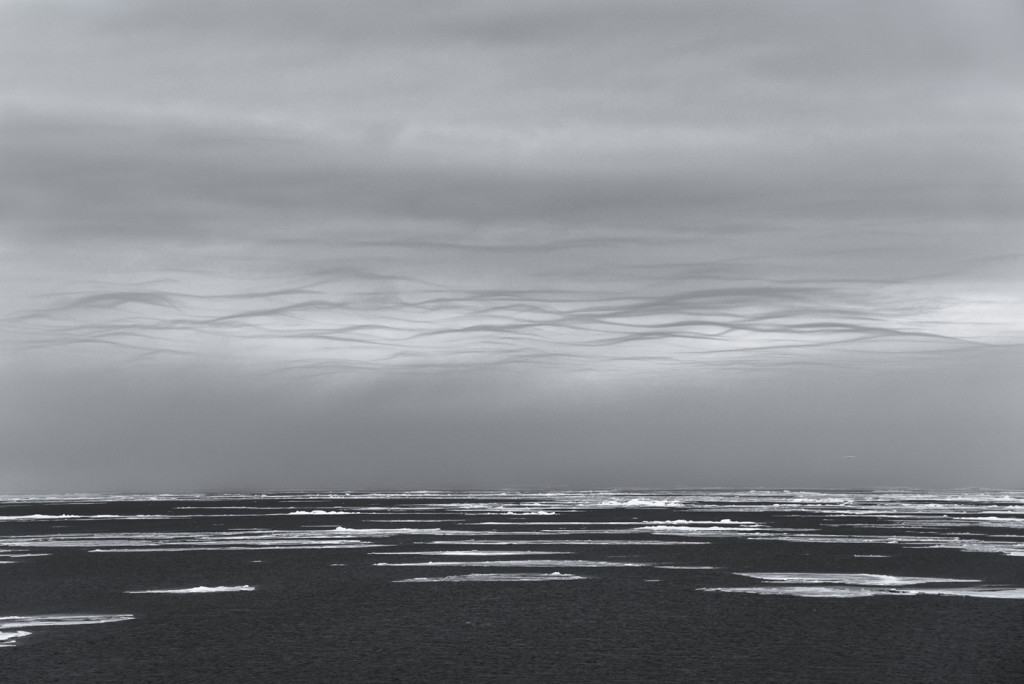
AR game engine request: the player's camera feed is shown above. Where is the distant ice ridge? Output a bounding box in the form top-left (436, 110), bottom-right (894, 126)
top-left (397, 572), bottom-right (586, 582)
top-left (0, 614), bottom-right (134, 648)
top-left (126, 585), bottom-right (255, 594)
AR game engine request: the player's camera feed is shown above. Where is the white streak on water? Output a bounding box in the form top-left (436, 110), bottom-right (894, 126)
top-left (126, 585), bottom-right (255, 594)
top-left (376, 559), bottom-right (646, 568)
top-left (422, 539), bottom-right (707, 546)
top-left (0, 630), bottom-right (32, 646)
top-left (0, 614), bottom-right (134, 648)
top-left (701, 586), bottom-right (887, 598)
top-left (287, 510), bottom-right (349, 516)
top-left (0, 614), bottom-right (135, 628)
top-left (903, 587), bottom-right (1024, 599)
top-left (700, 585), bottom-right (1024, 599)
top-left (736, 572), bottom-right (979, 586)
top-left (89, 543), bottom-right (383, 552)
top-left (397, 572), bottom-right (586, 582)
top-left (370, 550), bottom-right (572, 556)
top-left (0, 514), bottom-right (174, 521)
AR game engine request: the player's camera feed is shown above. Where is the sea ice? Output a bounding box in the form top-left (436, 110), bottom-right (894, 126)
top-left (0, 630), bottom-right (32, 646)
top-left (735, 572), bottom-right (979, 586)
top-left (370, 550), bottom-right (571, 556)
top-left (700, 586), bottom-right (890, 598)
top-left (0, 614), bottom-right (134, 648)
top-left (126, 585), bottom-right (255, 594)
top-left (700, 585), bottom-right (1024, 599)
top-left (376, 559), bottom-right (645, 568)
top-left (397, 572), bottom-right (586, 582)
top-left (0, 614), bottom-right (135, 628)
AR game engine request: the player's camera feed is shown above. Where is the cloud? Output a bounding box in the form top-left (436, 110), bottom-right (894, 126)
top-left (1, 1), bottom-right (1022, 490)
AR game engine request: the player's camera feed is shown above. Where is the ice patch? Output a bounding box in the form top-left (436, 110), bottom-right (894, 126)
top-left (424, 539), bottom-right (706, 546)
top-left (0, 514), bottom-right (171, 521)
top-left (700, 585), bottom-right (1024, 599)
top-left (376, 559), bottom-right (645, 568)
top-left (701, 586), bottom-right (893, 598)
top-left (0, 630), bottom-right (32, 646)
top-left (637, 520), bottom-right (773, 537)
top-left (370, 550), bottom-right (571, 556)
top-left (0, 553), bottom-right (50, 558)
top-left (0, 614), bottom-right (134, 628)
top-left (904, 586), bottom-right (1024, 599)
top-left (288, 510), bottom-right (348, 515)
top-left (0, 614), bottom-right (134, 647)
top-left (397, 572), bottom-right (585, 582)
top-left (126, 585), bottom-right (255, 594)
top-left (736, 573), bottom-right (979, 586)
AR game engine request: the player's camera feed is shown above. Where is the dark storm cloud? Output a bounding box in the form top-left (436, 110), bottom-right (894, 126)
top-left (1, 1), bottom-right (1022, 491)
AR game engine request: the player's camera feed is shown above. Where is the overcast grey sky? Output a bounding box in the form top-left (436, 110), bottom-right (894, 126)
top-left (2, 0), bottom-right (1022, 493)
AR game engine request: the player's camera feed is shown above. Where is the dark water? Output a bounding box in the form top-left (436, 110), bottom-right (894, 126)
top-left (1, 490), bottom-right (1022, 683)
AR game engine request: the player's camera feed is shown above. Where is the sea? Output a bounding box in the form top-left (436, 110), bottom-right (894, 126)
top-left (1, 489), bottom-right (1022, 683)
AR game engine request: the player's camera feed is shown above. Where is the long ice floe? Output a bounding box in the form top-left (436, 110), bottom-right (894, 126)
top-left (397, 572), bottom-right (586, 582)
top-left (699, 586), bottom-right (1024, 599)
top-left (735, 573), bottom-right (979, 586)
top-left (376, 559), bottom-right (645, 568)
top-left (126, 585), bottom-right (255, 594)
top-left (0, 614), bottom-right (134, 648)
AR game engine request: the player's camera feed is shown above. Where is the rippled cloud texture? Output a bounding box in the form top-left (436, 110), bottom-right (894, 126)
top-left (2, 1), bottom-right (1023, 492)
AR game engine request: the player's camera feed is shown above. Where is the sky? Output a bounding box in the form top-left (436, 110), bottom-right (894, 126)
top-left (2, 0), bottom-right (1023, 493)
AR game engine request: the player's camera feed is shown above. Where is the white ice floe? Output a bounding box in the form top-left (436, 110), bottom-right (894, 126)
top-left (376, 559), bottom-right (645, 568)
top-left (0, 630), bottom-right (32, 646)
top-left (397, 572), bottom-right (586, 582)
top-left (700, 585), bottom-right (1024, 599)
top-left (424, 539), bottom-right (707, 546)
top-left (0, 614), bottom-right (134, 628)
top-left (903, 587), bottom-right (1024, 599)
top-left (370, 550), bottom-right (571, 556)
top-left (0, 614), bottom-right (134, 647)
top-left (89, 544), bottom-right (382, 553)
top-left (0, 553), bottom-right (50, 557)
top-left (701, 586), bottom-right (885, 598)
top-left (126, 585), bottom-right (255, 594)
top-left (287, 510), bottom-right (349, 515)
top-left (635, 519), bottom-right (773, 537)
top-left (735, 572), bottom-right (979, 586)
top-left (0, 514), bottom-right (172, 521)
top-left (9, 528), bottom-right (388, 552)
